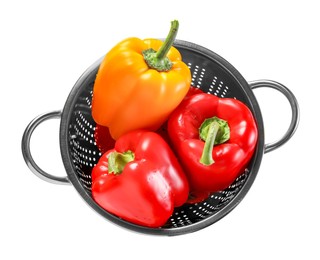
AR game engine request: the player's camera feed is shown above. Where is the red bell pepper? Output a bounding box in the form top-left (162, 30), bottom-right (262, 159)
top-left (94, 124), bottom-right (115, 154)
top-left (91, 130), bottom-right (189, 228)
top-left (167, 93), bottom-right (258, 195)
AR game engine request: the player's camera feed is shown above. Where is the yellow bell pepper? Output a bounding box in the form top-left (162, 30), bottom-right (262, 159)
top-left (92, 20), bottom-right (191, 139)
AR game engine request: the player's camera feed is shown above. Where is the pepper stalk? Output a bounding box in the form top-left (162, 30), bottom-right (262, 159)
top-left (142, 20), bottom-right (179, 72)
top-left (199, 117), bottom-right (230, 165)
top-left (108, 151), bottom-right (135, 174)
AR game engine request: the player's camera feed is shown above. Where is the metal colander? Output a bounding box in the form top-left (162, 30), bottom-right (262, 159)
top-left (22, 40), bottom-right (299, 236)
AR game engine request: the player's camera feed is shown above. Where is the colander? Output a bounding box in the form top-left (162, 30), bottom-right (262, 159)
top-left (22, 40), bottom-right (299, 236)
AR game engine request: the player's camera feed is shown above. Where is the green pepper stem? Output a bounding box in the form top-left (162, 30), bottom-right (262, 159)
top-left (142, 20), bottom-right (179, 72)
top-left (199, 116), bottom-right (230, 166)
top-left (199, 121), bottom-right (220, 166)
top-left (156, 20), bottom-right (179, 60)
top-left (108, 151), bottom-right (134, 174)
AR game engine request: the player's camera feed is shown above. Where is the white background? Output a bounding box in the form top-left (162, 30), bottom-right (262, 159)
top-left (1, 0), bottom-right (319, 259)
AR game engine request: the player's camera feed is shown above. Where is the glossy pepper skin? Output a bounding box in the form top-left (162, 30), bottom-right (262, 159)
top-left (167, 93), bottom-right (258, 194)
top-left (92, 20), bottom-right (191, 139)
top-left (91, 130), bottom-right (189, 228)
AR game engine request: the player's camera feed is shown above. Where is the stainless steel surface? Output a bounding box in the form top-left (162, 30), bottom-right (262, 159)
top-left (249, 80), bottom-right (300, 153)
top-left (21, 110), bottom-right (70, 185)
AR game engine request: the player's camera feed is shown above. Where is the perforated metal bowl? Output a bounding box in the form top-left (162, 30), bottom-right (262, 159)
top-left (22, 40), bottom-right (299, 236)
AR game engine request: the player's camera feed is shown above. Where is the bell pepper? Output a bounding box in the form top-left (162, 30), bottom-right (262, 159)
top-left (91, 20), bottom-right (191, 139)
top-left (94, 124), bottom-right (115, 154)
top-left (167, 93), bottom-right (258, 194)
top-left (91, 130), bottom-right (189, 228)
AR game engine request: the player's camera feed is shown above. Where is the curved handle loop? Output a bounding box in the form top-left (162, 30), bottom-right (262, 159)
top-left (249, 80), bottom-right (299, 153)
top-left (21, 110), bottom-right (70, 185)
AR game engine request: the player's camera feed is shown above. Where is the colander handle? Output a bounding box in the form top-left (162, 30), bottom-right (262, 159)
top-left (249, 80), bottom-right (299, 153)
top-left (21, 110), bottom-right (71, 185)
